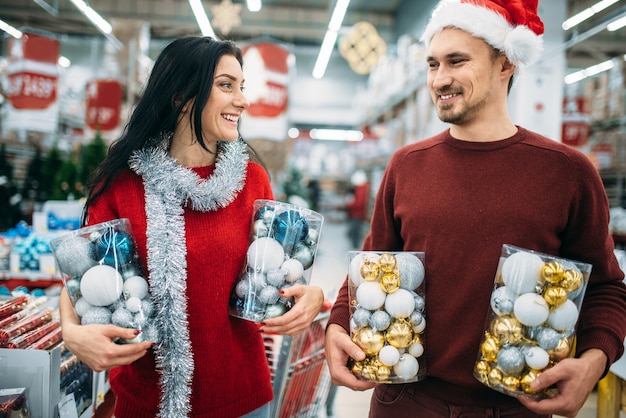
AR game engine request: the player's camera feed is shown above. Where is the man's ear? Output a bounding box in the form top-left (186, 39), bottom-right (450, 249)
top-left (501, 57), bottom-right (516, 77)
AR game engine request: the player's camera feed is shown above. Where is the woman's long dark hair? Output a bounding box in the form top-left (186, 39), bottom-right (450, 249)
top-left (82, 36), bottom-right (263, 224)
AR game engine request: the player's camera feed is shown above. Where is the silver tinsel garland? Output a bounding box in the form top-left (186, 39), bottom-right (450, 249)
top-left (129, 138), bottom-right (248, 418)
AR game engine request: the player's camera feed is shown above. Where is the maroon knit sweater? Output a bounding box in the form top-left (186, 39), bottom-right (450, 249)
top-left (328, 127), bottom-right (626, 407)
top-left (87, 161), bottom-right (274, 417)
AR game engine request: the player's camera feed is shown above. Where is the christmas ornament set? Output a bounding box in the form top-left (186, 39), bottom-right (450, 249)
top-left (229, 199), bottom-right (324, 322)
top-left (474, 245), bottom-right (591, 399)
top-left (348, 251), bottom-right (427, 383)
top-left (50, 219), bottom-right (157, 343)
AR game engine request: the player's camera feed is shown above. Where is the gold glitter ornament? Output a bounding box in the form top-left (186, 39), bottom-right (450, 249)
top-left (474, 360), bottom-right (491, 383)
top-left (353, 327), bottom-right (385, 355)
top-left (351, 360), bottom-right (364, 375)
top-left (541, 261), bottom-right (565, 284)
top-left (378, 253), bottom-right (397, 272)
top-left (360, 259), bottom-right (380, 281)
top-left (380, 271), bottom-right (401, 293)
top-left (361, 364), bottom-right (378, 381)
top-left (548, 338), bottom-right (571, 362)
top-left (488, 367), bottom-right (503, 386)
top-left (490, 315), bottom-right (523, 345)
top-left (543, 286), bottom-right (568, 307)
top-left (502, 375), bottom-right (520, 392)
top-left (386, 320), bottom-right (413, 348)
top-left (520, 370), bottom-right (541, 394)
top-left (377, 365), bottom-right (391, 381)
top-left (561, 269), bottom-right (583, 293)
top-left (480, 333), bottom-right (500, 362)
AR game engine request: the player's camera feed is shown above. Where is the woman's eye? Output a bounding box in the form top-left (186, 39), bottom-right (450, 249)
top-left (220, 82), bottom-right (233, 90)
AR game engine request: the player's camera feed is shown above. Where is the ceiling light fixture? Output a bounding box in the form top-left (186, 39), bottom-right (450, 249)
top-left (562, 0), bottom-right (619, 30)
top-left (33, 0), bottom-right (59, 17)
top-left (310, 128), bottom-right (363, 141)
top-left (312, 0), bottom-right (350, 79)
top-left (189, 0), bottom-right (217, 38)
top-left (247, 0), bottom-right (262, 13)
top-left (607, 14), bottom-right (626, 31)
top-left (0, 19), bottom-right (23, 39)
top-left (564, 58), bottom-right (614, 84)
top-left (68, 0), bottom-right (122, 50)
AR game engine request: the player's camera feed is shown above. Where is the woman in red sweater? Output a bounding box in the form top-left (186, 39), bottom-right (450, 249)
top-left (58, 37), bottom-right (324, 418)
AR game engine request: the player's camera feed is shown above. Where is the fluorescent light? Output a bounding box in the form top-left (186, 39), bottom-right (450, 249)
top-left (607, 15), bottom-right (626, 31)
top-left (0, 19), bottom-right (22, 39)
top-left (328, 0), bottom-right (350, 31)
top-left (68, 0), bottom-right (122, 50)
top-left (58, 56), bottom-right (71, 67)
top-left (312, 0), bottom-right (350, 79)
top-left (564, 59), bottom-right (614, 84)
top-left (310, 128), bottom-right (363, 141)
top-left (562, 0), bottom-right (619, 30)
top-left (247, 0), bottom-right (262, 12)
top-left (312, 31), bottom-right (338, 79)
top-left (188, 0), bottom-right (217, 38)
top-left (68, 0), bottom-right (111, 33)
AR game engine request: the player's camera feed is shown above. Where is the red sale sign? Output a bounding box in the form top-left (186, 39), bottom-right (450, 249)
top-left (239, 42), bottom-right (291, 141)
top-left (7, 33), bottom-right (59, 110)
top-left (561, 96), bottom-right (591, 147)
top-left (85, 79), bottom-right (123, 131)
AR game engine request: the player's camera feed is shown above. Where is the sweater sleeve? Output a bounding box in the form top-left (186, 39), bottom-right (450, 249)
top-left (563, 152), bottom-right (626, 371)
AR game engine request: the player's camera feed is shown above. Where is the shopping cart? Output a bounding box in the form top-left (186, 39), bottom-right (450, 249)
top-left (263, 311), bottom-right (332, 418)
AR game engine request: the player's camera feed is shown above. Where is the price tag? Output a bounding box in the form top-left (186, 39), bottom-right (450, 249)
top-left (58, 392), bottom-right (79, 418)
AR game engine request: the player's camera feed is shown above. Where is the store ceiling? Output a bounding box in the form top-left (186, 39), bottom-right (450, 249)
top-left (0, 0), bottom-right (625, 70)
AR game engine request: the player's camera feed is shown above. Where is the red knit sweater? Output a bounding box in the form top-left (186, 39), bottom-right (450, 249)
top-left (87, 161), bottom-right (274, 417)
top-left (328, 127), bottom-right (626, 407)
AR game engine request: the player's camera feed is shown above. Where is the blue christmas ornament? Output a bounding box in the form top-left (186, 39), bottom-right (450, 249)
top-left (95, 229), bottom-right (135, 266)
top-left (271, 210), bottom-right (309, 254)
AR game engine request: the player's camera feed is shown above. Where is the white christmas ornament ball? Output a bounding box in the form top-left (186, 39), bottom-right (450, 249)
top-left (378, 345), bottom-right (400, 366)
top-left (348, 253), bottom-right (369, 287)
top-left (281, 258), bottom-right (304, 282)
top-left (80, 264), bottom-right (124, 306)
top-left (384, 289), bottom-right (415, 319)
top-left (356, 281), bottom-right (386, 310)
top-left (247, 237), bottom-right (285, 272)
top-left (125, 296), bottom-right (142, 313)
top-left (393, 354), bottom-right (419, 379)
top-left (501, 252), bottom-right (544, 294)
top-left (524, 346), bottom-right (550, 370)
top-left (548, 299), bottom-right (579, 331)
top-left (408, 342), bottom-right (424, 358)
top-left (123, 276), bottom-right (149, 300)
top-left (514, 292), bottom-right (550, 326)
top-left (413, 318), bottom-right (426, 334)
top-left (74, 297), bottom-right (93, 317)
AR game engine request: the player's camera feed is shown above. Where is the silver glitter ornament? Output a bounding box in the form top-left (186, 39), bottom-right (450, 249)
top-left (369, 310), bottom-right (391, 331)
top-left (258, 286), bottom-right (280, 305)
top-left (53, 236), bottom-right (98, 278)
top-left (111, 307), bottom-right (134, 328)
top-left (352, 307), bottom-right (372, 328)
top-left (395, 253), bottom-right (425, 291)
top-left (536, 327), bottom-right (562, 350)
top-left (266, 268), bottom-right (288, 287)
top-left (497, 346), bottom-right (525, 375)
top-left (81, 306), bottom-right (112, 325)
top-left (292, 244), bottom-right (314, 270)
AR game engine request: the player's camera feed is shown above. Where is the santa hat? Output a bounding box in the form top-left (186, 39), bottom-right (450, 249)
top-left (420, 0), bottom-right (545, 67)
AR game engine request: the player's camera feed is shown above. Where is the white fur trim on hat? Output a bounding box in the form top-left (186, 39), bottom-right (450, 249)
top-left (420, 0), bottom-right (543, 67)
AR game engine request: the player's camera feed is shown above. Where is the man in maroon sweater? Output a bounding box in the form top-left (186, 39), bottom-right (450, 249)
top-left (325, 1), bottom-right (626, 417)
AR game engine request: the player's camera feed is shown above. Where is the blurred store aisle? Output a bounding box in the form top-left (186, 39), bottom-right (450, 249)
top-left (309, 221), bottom-right (619, 418)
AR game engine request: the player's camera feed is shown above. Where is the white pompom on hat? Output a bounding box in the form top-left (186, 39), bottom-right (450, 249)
top-left (420, 0), bottom-right (545, 67)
